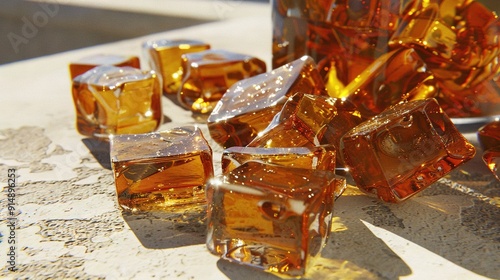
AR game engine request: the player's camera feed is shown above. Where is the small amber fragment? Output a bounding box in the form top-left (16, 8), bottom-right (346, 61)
top-left (178, 49), bottom-right (267, 114)
top-left (110, 126), bottom-right (214, 212)
top-left (248, 93), bottom-right (362, 168)
top-left (206, 161), bottom-right (336, 276)
top-left (483, 147), bottom-right (500, 181)
top-left (142, 39), bottom-right (210, 94)
top-left (207, 56), bottom-right (326, 148)
top-left (475, 95), bottom-right (500, 181)
top-left (343, 48), bottom-right (434, 118)
top-left (72, 65), bottom-right (162, 138)
top-left (341, 98), bottom-right (476, 203)
top-left (69, 54), bottom-right (140, 80)
top-left (477, 120), bottom-right (500, 151)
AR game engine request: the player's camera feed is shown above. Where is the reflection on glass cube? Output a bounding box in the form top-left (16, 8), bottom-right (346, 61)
top-left (341, 98), bottom-right (476, 203)
top-left (206, 161), bottom-right (337, 276)
top-left (207, 56), bottom-right (325, 148)
top-left (110, 126), bottom-right (214, 211)
top-left (72, 65), bottom-right (162, 138)
top-left (178, 49), bottom-right (267, 114)
top-left (69, 54), bottom-right (140, 80)
top-left (142, 39), bottom-right (210, 94)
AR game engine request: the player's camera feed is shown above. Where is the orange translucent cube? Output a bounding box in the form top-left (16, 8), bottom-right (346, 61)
top-left (178, 49), bottom-right (266, 114)
top-left (142, 39), bottom-right (210, 94)
top-left (341, 98), bottom-right (476, 203)
top-left (482, 147), bottom-right (500, 181)
top-left (206, 161), bottom-right (337, 276)
top-left (72, 65), bottom-right (162, 138)
top-left (477, 120), bottom-right (500, 151)
top-left (110, 126), bottom-right (214, 212)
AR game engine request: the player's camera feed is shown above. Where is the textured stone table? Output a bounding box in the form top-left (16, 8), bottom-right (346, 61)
top-left (1, 4), bottom-right (500, 280)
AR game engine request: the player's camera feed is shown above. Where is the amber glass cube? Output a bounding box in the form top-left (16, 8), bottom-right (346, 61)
top-left (341, 98), bottom-right (476, 203)
top-left (247, 93), bottom-right (362, 166)
top-left (72, 65), bottom-right (162, 138)
top-left (478, 120), bottom-right (500, 151)
top-left (110, 126), bottom-right (214, 212)
top-left (206, 161), bottom-right (336, 276)
top-left (248, 93), bottom-right (337, 148)
top-left (207, 56), bottom-right (326, 148)
top-left (221, 145), bottom-right (336, 174)
top-left (69, 54), bottom-right (140, 79)
top-left (178, 49), bottom-right (266, 114)
top-left (142, 39), bottom-right (210, 94)
top-left (221, 145), bottom-right (346, 199)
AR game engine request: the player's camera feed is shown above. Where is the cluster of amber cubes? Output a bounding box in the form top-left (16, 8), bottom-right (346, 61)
top-left (71, 41), bottom-right (267, 139)
top-left (69, 1), bottom-right (499, 276)
top-left (143, 40), bottom-right (267, 113)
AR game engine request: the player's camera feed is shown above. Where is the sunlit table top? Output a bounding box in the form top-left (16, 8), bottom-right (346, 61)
top-left (0, 3), bottom-right (499, 280)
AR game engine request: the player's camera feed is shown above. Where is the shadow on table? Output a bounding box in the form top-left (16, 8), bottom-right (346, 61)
top-left (82, 138), bottom-right (111, 169)
top-left (122, 205), bottom-right (207, 249)
top-left (320, 172), bottom-right (500, 279)
top-left (216, 259), bottom-right (284, 280)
